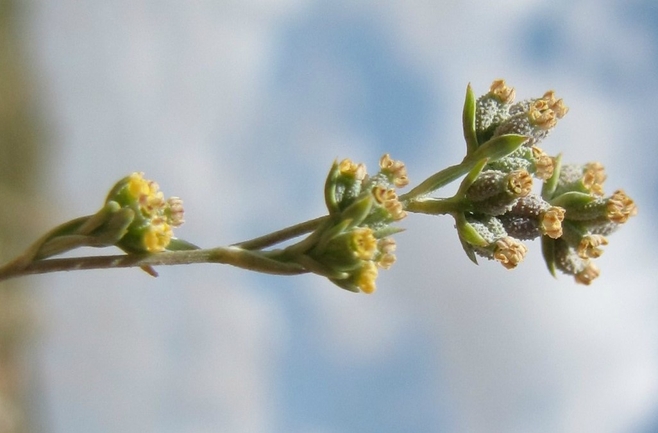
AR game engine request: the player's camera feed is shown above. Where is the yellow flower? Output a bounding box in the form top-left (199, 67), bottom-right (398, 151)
top-left (541, 206), bottom-right (565, 239)
top-left (127, 172), bottom-right (152, 198)
top-left (356, 261), bottom-right (378, 294)
top-left (577, 234), bottom-right (608, 259)
top-left (379, 154), bottom-right (409, 188)
top-left (582, 162), bottom-right (606, 196)
top-left (142, 223), bottom-right (173, 253)
top-left (528, 91), bottom-right (568, 130)
top-left (606, 190), bottom-right (637, 224)
top-left (372, 185), bottom-right (407, 220)
top-left (507, 169), bottom-right (533, 197)
top-left (338, 158), bottom-right (366, 181)
top-left (493, 237), bottom-right (528, 269)
top-left (351, 228), bottom-right (377, 260)
top-left (109, 172), bottom-right (185, 254)
top-left (542, 90), bottom-right (569, 118)
top-left (489, 79), bottom-right (516, 104)
top-left (531, 146), bottom-right (554, 180)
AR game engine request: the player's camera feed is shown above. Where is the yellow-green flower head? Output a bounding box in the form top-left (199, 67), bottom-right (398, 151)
top-left (143, 222), bottom-right (174, 253)
top-left (351, 227), bottom-right (378, 260)
top-left (309, 226), bottom-right (380, 273)
top-left (493, 236), bottom-right (528, 270)
top-left (372, 185), bottom-right (407, 221)
top-left (379, 154), bottom-right (409, 188)
top-left (106, 172), bottom-right (185, 253)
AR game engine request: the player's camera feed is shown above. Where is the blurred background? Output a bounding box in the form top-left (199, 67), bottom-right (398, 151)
top-left (1, 0), bottom-right (657, 432)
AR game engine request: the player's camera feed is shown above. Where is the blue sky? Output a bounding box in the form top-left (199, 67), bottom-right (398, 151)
top-left (18, 1), bottom-right (658, 432)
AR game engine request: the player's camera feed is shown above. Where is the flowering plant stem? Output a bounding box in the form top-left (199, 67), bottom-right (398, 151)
top-left (0, 80), bottom-right (638, 289)
top-left (0, 245), bottom-right (312, 282)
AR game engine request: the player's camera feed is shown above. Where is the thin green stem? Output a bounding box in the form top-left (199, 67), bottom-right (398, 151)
top-left (404, 197), bottom-right (468, 216)
top-left (399, 159), bottom-right (474, 202)
top-left (232, 215), bottom-right (329, 250)
top-left (0, 247), bottom-right (308, 282)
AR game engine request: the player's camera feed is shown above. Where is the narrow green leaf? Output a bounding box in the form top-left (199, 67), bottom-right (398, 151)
top-left (296, 254), bottom-right (349, 280)
top-left (166, 238), bottom-right (201, 251)
top-left (549, 191), bottom-right (596, 209)
top-left (468, 134), bottom-right (528, 163)
top-left (456, 157), bottom-right (489, 197)
top-left (541, 235), bottom-right (557, 277)
top-left (328, 277), bottom-right (360, 293)
top-left (340, 194), bottom-right (373, 230)
top-left (454, 213), bottom-right (488, 247)
top-left (459, 237), bottom-right (479, 265)
top-left (324, 160), bottom-right (341, 216)
top-left (462, 83), bottom-right (479, 154)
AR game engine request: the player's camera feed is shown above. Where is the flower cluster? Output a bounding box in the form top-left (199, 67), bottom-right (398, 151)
top-left (298, 154), bottom-right (408, 293)
top-left (452, 80), bottom-right (636, 283)
top-left (541, 162), bottom-right (637, 284)
top-left (106, 172), bottom-right (185, 253)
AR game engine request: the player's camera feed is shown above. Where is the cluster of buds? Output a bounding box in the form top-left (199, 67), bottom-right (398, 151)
top-left (453, 80), bottom-right (636, 284)
top-left (541, 161), bottom-right (636, 284)
top-left (294, 154), bottom-right (408, 293)
top-left (105, 172), bottom-right (185, 253)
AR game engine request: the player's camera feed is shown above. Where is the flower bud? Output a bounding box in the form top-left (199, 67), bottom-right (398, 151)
top-left (106, 172), bottom-right (184, 253)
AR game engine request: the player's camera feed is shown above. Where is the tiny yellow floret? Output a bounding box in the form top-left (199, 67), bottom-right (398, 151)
top-left (541, 206), bottom-right (566, 239)
top-left (507, 170), bottom-right (533, 197)
top-left (575, 262), bottom-right (600, 285)
top-left (356, 261), bottom-right (378, 294)
top-left (351, 228), bottom-right (378, 260)
top-left (128, 172), bottom-right (151, 199)
top-left (379, 154), bottom-right (410, 188)
top-left (493, 237), bottom-right (528, 270)
top-left (339, 159), bottom-right (366, 181)
top-left (583, 162), bottom-right (606, 196)
top-left (489, 79), bottom-right (516, 104)
top-left (607, 190), bottom-right (637, 224)
top-left (531, 146), bottom-right (554, 180)
top-left (142, 223), bottom-right (173, 253)
top-left (578, 234), bottom-right (608, 259)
